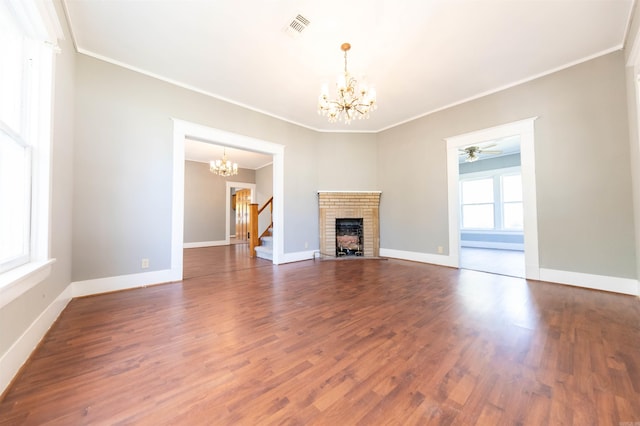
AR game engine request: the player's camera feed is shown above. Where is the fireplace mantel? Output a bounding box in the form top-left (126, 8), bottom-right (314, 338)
top-left (317, 191), bottom-right (382, 257)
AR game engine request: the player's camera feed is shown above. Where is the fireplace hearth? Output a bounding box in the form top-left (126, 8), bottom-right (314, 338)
top-left (318, 191), bottom-right (381, 258)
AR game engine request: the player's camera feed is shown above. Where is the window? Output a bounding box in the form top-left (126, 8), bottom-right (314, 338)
top-left (0, 1), bottom-right (58, 280)
top-left (461, 178), bottom-right (494, 229)
top-left (0, 132), bottom-right (32, 272)
top-left (460, 169), bottom-right (523, 231)
top-left (502, 174), bottom-right (523, 229)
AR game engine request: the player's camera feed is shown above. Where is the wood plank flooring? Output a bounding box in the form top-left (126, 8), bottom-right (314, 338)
top-left (1, 245), bottom-right (639, 425)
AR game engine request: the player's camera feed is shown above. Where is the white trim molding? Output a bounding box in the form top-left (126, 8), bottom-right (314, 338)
top-left (183, 241), bottom-right (228, 249)
top-left (380, 248), bottom-right (457, 268)
top-left (539, 269), bottom-right (639, 296)
top-left (281, 250), bottom-right (316, 264)
top-left (0, 284), bottom-right (72, 395)
top-left (380, 248), bottom-right (639, 296)
top-left (172, 119), bottom-right (285, 273)
top-left (2, 268), bottom-right (175, 395)
top-left (71, 269), bottom-right (174, 298)
top-left (445, 117), bottom-right (540, 280)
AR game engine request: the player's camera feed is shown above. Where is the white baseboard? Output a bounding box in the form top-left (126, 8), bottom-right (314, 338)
top-left (461, 241), bottom-right (524, 250)
top-left (379, 248), bottom-right (457, 268)
top-left (0, 285), bottom-right (72, 395)
top-left (539, 268), bottom-right (639, 296)
top-left (183, 240), bottom-right (227, 249)
top-left (379, 249), bottom-right (638, 296)
top-left (280, 250), bottom-right (316, 264)
top-left (2, 269), bottom-right (176, 395)
top-left (72, 269), bottom-right (174, 298)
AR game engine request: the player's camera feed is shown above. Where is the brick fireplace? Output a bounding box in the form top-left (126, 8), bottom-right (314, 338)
top-left (318, 191), bottom-right (382, 257)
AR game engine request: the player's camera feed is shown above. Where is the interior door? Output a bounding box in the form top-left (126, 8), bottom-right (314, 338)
top-left (235, 188), bottom-right (251, 241)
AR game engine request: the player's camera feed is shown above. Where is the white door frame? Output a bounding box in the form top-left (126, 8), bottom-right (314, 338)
top-left (171, 119), bottom-right (285, 280)
top-left (226, 182), bottom-right (256, 241)
top-left (627, 35), bottom-right (640, 283)
top-left (445, 118), bottom-right (540, 280)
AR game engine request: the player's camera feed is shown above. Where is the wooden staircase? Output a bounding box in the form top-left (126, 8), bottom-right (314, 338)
top-left (250, 197), bottom-right (273, 260)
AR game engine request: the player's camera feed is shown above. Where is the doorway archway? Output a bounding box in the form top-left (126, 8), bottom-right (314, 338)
top-left (170, 119), bottom-right (285, 280)
top-left (445, 118), bottom-right (540, 280)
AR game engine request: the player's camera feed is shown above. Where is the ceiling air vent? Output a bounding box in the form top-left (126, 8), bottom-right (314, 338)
top-left (284, 14), bottom-right (310, 38)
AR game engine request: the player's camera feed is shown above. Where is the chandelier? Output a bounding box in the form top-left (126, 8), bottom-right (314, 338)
top-left (318, 42), bottom-right (377, 124)
top-left (209, 148), bottom-right (238, 177)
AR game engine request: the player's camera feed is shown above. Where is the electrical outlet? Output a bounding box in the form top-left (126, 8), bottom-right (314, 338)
top-left (437, 246), bottom-right (444, 254)
top-left (141, 258), bottom-right (149, 269)
top-left (304, 241), bottom-right (308, 249)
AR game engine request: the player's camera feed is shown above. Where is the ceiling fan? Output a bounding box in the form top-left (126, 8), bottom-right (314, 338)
top-left (459, 144), bottom-right (502, 163)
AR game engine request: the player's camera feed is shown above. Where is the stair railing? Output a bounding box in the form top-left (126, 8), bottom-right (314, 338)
top-left (249, 196), bottom-right (273, 257)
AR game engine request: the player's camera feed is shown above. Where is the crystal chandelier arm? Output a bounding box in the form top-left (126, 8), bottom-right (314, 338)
top-left (317, 42), bottom-right (376, 124)
top-left (209, 148), bottom-right (239, 176)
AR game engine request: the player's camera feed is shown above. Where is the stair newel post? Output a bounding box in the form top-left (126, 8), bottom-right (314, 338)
top-left (250, 203), bottom-right (259, 257)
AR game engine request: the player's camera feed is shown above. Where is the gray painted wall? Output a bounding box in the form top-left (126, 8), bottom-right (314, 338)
top-left (183, 161), bottom-right (255, 243)
top-left (72, 56), bottom-right (316, 281)
top-left (282, 129), bottom-right (320, 252)
top-left (0, 0), bottom-right (76, 357)
top-left (317, 132), bottom-right (378, 190)
top-left (627, 66), bottom-right (640, 281)
top-left (378, 51), bottom-right (636, 279)
top-left (72, 54), bottom-right (384, 281)
top-left (625, 5), bottom-right (640, 281)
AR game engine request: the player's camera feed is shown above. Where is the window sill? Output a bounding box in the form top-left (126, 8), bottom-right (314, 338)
top-left (0, 259), bottom-right (56, 309)
top-left (461, 229), bottom-right (523, 234)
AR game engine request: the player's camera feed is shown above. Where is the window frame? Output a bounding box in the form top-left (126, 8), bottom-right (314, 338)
top-left (0, 127), bottom-right (33, 273)
top-left (459, 166), bottom-right (523, 232)
top-left (500, 173), bottom-right (524, 230)
top-left (0, 0), bottom-right (61, 309)
top-left (460, 177), bottom-right (495, 229)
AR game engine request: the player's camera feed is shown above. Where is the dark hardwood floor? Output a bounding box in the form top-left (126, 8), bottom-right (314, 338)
top-left (1, 245), bottom-right (639, 425)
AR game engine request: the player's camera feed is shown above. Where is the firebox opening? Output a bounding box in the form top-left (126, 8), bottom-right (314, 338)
top-left (336, 218), bottom-right (363, 257)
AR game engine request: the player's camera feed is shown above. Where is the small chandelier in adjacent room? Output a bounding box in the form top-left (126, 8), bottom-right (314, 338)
top-left (210, 148), bottom-right (238, 177)
top-left (318, 42), bottom-right (377, 124)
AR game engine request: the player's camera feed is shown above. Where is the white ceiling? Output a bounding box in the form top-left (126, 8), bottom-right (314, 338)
top-left (458, 134), bottom-right (522, 163)
top-left (63, 0), bottom-right (633, 135)
top-left (184, 138), bottom-right (273, 170)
